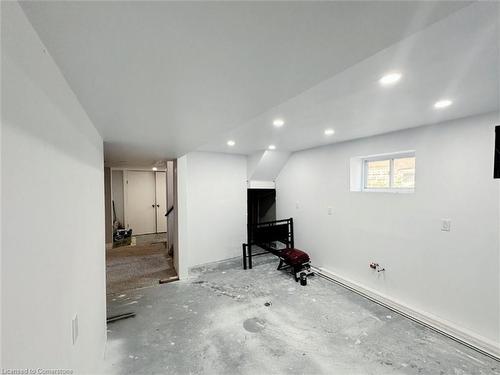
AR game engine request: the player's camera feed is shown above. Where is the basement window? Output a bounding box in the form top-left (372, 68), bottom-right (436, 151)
top-left (361, 152), bottom-right (416, 193)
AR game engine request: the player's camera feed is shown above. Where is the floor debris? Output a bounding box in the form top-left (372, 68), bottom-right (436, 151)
top-left (102, 255), bottom-right (500, 375)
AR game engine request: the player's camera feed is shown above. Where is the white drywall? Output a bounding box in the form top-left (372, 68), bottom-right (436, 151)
top-left (247, 151), bottom-right (264, 180)
top-left (1, 2), bottom-right (106, 372)
top-left (251, 151), bottom-right (291, 181)
top-left (177, 152), bottom-right (247, 276)
top-left (276, 112), bottom-right (500, 352)
top-left (247, 150), bottom-right (290, 187)
top-left (176, 156), bottom-right (189, 279)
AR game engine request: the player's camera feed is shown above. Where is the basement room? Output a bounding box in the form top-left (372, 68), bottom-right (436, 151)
top-left (1, 1), bottom-right (499, 374)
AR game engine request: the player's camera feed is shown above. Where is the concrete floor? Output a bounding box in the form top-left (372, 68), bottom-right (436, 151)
top-left (103, 255), bottom-right (499, 375)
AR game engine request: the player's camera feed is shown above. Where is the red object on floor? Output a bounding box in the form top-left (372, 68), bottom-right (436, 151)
top-left (280, 248), bottom-right (310, 266)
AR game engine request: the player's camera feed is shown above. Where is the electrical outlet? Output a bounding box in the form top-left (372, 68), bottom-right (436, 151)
top-left (327, 206), bottom-right (333, 215)
top-left (72, 314), bottom-right (79, 345)
top-left (441, 219), bottom-right (451, 232)
top-left (295, 201), bottom-right (300, 210)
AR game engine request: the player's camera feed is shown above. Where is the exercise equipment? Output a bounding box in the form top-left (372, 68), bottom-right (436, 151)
top-left (242, 218), bottom-right (313, 282)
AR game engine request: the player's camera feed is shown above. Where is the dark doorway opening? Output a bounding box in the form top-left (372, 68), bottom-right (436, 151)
top-left (247, 188), bottom-right (276, 226)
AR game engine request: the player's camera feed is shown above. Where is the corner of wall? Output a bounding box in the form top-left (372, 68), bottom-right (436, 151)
top-left (175, 155), bottom-right (189, 279)
top-left (247, 150), bottom-right (291, 186)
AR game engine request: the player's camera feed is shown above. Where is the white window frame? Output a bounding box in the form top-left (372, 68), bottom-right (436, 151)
top-left (361, 151), bottom-right (416, 193)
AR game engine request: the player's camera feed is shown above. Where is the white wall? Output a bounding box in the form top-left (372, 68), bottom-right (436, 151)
top-left (247, 150), bottom-right (290, 188)
top-left (276, 112), bottom-right (500, 353)
top-left (250, 150), bottom-right (291, 181)
top-left (177, 152), bottom-right (247, 276)
top-left (1, 2), bottom-right (106, 372)
top-left (176, 156), bottom-right (189, 279)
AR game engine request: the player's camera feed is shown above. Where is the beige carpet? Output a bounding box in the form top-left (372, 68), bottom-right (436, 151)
top-left (106, 241), bottom-right (177, 295)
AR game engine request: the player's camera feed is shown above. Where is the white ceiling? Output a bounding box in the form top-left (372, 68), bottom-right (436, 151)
top-left (20, 1), bottom-right (491, 166)
top-left (200, 2), bottom-right (499, 154)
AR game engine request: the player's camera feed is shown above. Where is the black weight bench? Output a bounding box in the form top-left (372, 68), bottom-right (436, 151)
top-left (242, 218), bottom-right (313, 281)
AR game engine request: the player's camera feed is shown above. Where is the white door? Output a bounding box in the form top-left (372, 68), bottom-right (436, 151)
top-left (155, 171), bottom-right (167, 233)
top-left (126, 171), bottom-right (156, 235)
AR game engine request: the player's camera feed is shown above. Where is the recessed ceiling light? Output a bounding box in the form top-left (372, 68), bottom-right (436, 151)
top-left (273, 118), bottom-right (285, 127)
top-left (152, 167), bottom-right (158, 171)
top-left (434, 99), bottom-right (453, 109)
top-left (268, 144), bottom-right (276, 150)
top-left (227, 140), bottom-right (235, 146)
top-left (379, 72), bottom-right (402, 86)
top-left (324, 129), bottom-right (335, 136)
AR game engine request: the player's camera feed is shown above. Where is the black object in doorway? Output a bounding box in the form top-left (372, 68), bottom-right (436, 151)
top-left (494, 125), bottom-right (500, 178)
top-left (247, 188), bottom-right (276, 227)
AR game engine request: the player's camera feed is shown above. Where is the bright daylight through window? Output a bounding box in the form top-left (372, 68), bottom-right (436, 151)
top-left (363, 153), bottom-right (415, 192)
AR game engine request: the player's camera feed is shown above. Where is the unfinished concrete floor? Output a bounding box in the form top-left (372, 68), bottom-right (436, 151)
top-left (106, 234), bottom-right (177, 295)
top-left (103, 255), bottom-right (499, 375)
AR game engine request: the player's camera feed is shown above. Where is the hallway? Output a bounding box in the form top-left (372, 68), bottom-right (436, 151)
top-left (106, 234), bottom-right (177, 296)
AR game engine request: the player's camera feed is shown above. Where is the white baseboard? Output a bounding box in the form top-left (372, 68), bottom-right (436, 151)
top-left (313, 265), bottom-right (500, 361)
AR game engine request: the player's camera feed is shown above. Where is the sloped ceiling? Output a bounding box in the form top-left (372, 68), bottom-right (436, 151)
top-left (19, 1), bottom-right (483, 166)
top-left (200, 2), bottom-right (499, 154)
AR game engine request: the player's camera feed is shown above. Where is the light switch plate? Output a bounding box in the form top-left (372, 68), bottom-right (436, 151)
top-left (441, 219), bottom-right (451, 232)
top-left (328, 207), bottom-right (333, 215)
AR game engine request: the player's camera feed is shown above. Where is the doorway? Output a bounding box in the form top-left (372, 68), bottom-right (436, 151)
top-left (247, 188), bottom-right (276, 226)
top-left (106, 167), bottom-right (178, 296)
